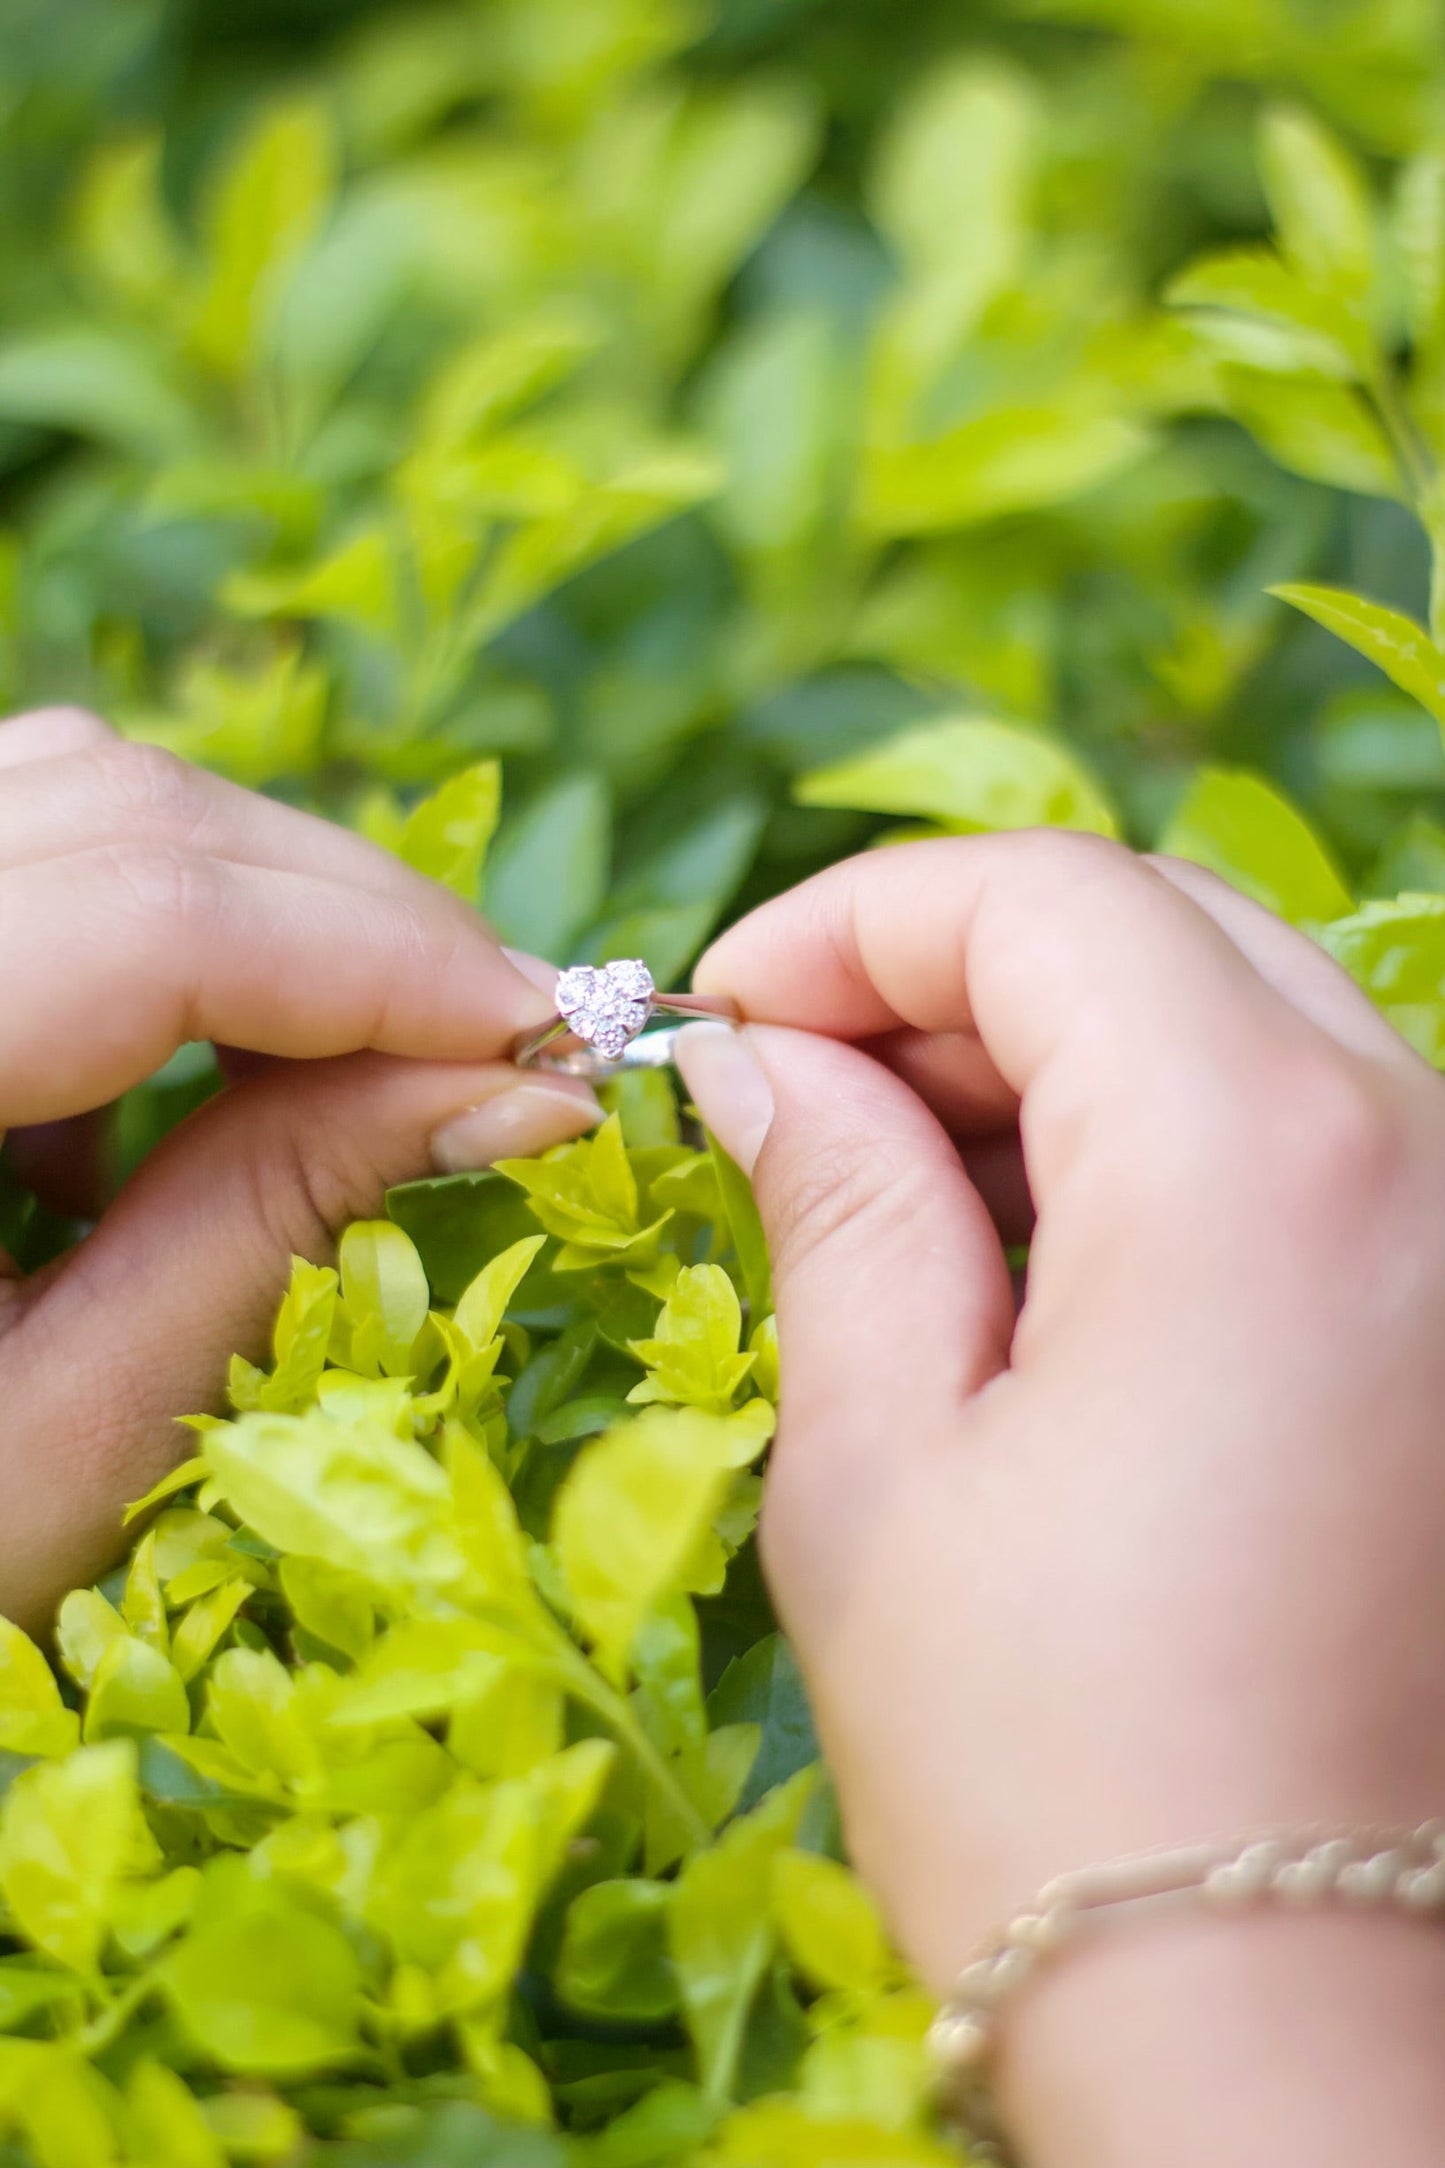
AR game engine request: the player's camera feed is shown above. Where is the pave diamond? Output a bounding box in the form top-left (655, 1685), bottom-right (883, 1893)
top-left (555, 959), bottom-right (655, 1062)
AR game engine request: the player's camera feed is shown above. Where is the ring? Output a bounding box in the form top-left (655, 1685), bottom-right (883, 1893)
top-left (511, 959), bottom-right (740, 1078)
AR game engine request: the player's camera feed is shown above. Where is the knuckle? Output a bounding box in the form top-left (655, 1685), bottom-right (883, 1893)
top-left (1152, 1044), bottom-right (1408, 1236)
top-left (84, 740), bottom-right (206, 833)
top-left (1267, 1051), bottom-right (1406, 1220)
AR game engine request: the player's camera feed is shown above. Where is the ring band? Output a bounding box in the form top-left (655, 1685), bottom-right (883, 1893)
top-left (512, 959), bottom-right (740, 1078)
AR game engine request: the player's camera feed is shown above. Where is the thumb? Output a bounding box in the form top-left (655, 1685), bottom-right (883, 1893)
top-left (0, 1054), bottom-right (597, 1630)
top-left (676, 1023), bottom-right (1013, 1591)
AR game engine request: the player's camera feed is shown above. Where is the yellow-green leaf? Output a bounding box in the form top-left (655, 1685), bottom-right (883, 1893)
top-left (398, 761), bottom-right (502, 902)
top-left (553, 1408), bottom-right (743, 1681)
top-left (189, 99), bottom-right (337, 380)
top-left (1271, 585), bottom-right (1445, 729)
top-left (0, 1621), bottom-right (79, 1760)
top-left (797, 715), bottom-right (1118, 838)
top-left (1258, 105), bottom-right (1374, 308)
top-left (1159, 768), bottom-right (1353, 925)
top-left (773, 1851), bottom-right (891, 1996)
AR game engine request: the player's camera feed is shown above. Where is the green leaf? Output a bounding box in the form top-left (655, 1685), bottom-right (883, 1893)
top-left (55, 1588), bottom-right (128, 1690)
top-left (206, 1647), bottom-right (316, 1788)
top-left (0, 1965), bottom-right (83, 2034)
top-left (498, 1113), bottom-right (670, 1268)
top-left (484, 772), bottom-right (612, 958)
top-left (797, 715), bottom-right (1119, 838)
top-left (0, 1621), bottom-right (79, 1760)
top-left (196, 2092), bottom-right (302, 2161)
top-left (398, 761), bottom-right (502, 902)
top-left (772, 1852), bottom-right (890, 1995)
top-left (1319, 895), bottom-right (1445, 1064)
top-left (1258, 106), bottom-right (1375, 309)
top-left (467, 453), bottom-right (721, 646)
top-left (416, 311), bottom-right (603, 449)
top-left (707, 1636), bottom-right (818, 1814)
top-left (262, 1258), bottom-right (339, 1413)
top-left (453, 1235), bottom-right (547, 1355)
top-left (702, 312), bottom-right (849, 559)
top-left (366, 1743), bottom-right (611, 2015)
top-left (444, 1423), bottom-right (537, 1614)
top-left (225, 529), bottom-right (401, 639)
top-left (122, 1459), bottom-right (208, 1528)
top-left (200, 1411), bottom-right (464, 1602)
top-left (628, 1264), bottom-right (755, 1411)
top-left (189, 99), bottom-right (337, 381)
top-left (1215, 368), bottom-right (1400, 498)
top-left (870, 56), bottom-right (1035, 284)
top-left (859, 404), bottom-right (1150, 536)
top-left (387, 1170), bottom-right (546, 1308)
top-left (122, 2060), bottom-right (228, 2168)
top-left (278, 1558), bottom-right (373, 1665)
top-left (1159, 768), bottom-right (1353, 924)
top-left (645, 82), bottom-right (821, 352)
top-left (867, 58), bottom-right (1036, 403)
top-left (557, 1879), bottom-right (678, 2021)
top-left (338, 1220), bottom-right (432, 1378)
top-left (84, 1635), bottom-right (191, 1742)
top-left (71, 135), bottom-right (184, 317)
top-left (552, 1407), bottom-right (744, 1681)
top-left (1396, 153), bottom-right (1445, 356)
top-left (709, 1139), bottom-right (772, 1324)
top-left (669, 1770), bottom-right (814, 2104)
top-left (0, 1740), bottom-right (139, 1974)
top-left (1166, 247), bottom-right (1363, 378)
top-left (1270, 585), bottom-right (1445, 729)
top-left (162, 1893), bottom-right (362, 2074)
top-left (170, 1579), bottom-right (252, 1684)
top-left (0, 329), bottom-right (198, 456)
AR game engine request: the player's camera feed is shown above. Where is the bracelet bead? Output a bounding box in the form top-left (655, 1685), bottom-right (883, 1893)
top-left (930, 1818), bottom-right (1445, 2164)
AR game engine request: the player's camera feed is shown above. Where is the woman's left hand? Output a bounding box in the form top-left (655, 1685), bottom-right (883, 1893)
top-left (0, 706), bottom-right (598, 1630)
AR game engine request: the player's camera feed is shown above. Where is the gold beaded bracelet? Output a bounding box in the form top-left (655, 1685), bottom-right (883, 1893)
top-left (927, 1820), bottom-right (1445, 2163)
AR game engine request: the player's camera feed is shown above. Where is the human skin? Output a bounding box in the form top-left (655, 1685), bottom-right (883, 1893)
top-left (0, 706), bottom-right (600, 1633)
top-left (675, 832), bottom-right (1445, 2168)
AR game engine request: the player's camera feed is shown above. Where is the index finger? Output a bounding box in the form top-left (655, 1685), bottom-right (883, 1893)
top-left (0, 844), bottom-right (553, 1126)
top-left (693, 833), bottom-right (1317, 1120)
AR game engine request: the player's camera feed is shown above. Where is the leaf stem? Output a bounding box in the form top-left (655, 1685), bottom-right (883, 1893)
top-left (78, 1968), bottom-right (155, 2056)
top-left (558, 1647), bottom-right (711, 1849)
top-left (1371, 362), bottom-right (1433, 504)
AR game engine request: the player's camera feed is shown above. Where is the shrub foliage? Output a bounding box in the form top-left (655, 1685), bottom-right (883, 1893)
top-left (5, 0), bottom-right (1445, 2157)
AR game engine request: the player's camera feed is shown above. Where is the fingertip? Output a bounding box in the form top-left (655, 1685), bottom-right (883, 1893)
top-left (429, 1073), bottom-right (602, 1172)
top-left (675, 1022), bottom-right (775, 1174)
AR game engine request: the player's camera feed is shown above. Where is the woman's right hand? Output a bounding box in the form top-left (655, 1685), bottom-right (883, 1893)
top-left (678, 832), bottom-right (1445, 2168)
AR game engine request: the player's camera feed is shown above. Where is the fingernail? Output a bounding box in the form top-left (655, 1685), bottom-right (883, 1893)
top-left (431, 1077), bottom-right (601, 1172)
top-left (503, 946), bottom-right (560, 996)
top-left (674, 1022), bottom-right (774, 1176)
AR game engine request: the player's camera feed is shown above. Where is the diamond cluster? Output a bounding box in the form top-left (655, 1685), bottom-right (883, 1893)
top-left (555, 958), bottom-right (656, 1062)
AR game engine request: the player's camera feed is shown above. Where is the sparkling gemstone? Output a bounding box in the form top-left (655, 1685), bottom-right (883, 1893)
top-left (554, 959), bottom-right (656, 1060)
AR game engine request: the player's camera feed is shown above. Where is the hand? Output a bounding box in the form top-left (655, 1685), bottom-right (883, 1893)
top-left (678, 833), bottom-right (1445, 2168)
top-left (0, 707), bottom-right (598, 1632)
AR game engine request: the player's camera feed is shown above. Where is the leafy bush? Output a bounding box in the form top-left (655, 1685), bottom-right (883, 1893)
top-left (5, 0), bottom-right (1445, 2157)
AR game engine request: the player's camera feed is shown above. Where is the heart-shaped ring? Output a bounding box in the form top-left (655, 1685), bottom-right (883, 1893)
top-left (555, 959), bottom-right (656, 1062)
top-left (511, 957), bottom-right (740, 1076)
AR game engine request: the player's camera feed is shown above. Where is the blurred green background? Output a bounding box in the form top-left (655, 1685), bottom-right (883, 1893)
top-left (4, 0), bottom-right (1445, 1171)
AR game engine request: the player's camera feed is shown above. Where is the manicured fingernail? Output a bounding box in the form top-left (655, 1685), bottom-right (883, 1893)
top-left (503, 946), bottom-right (560, 995)
top-left (675, 1022), bottom-right (775, 1176)
top-left (430, 1077), bottom-right (601, 1172)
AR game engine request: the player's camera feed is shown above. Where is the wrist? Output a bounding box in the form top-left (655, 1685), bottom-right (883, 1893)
top-left (996, 1906), bottom-right (1445, 2168)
